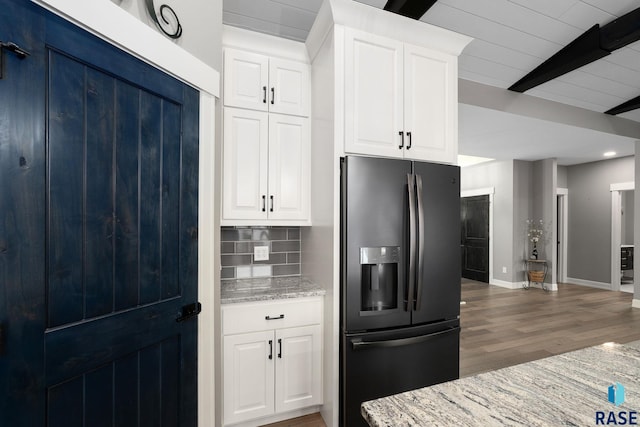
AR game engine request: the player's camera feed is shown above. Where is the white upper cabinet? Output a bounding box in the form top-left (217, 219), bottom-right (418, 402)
top-left (223, 49), bottom-right (269, 112)
top-left (222, 108), bottom-right (268, 221)
top-left (343, 28), bottom-right (459, 164)
top-left (344, 29), bottom-right (404, 159)
top-left (268, 114), bottom-right (310, 221)
top-left (224, 48), bottom-right (309, 117)
top-left (269, 59), bottom-right (310, 116)
top-left (404, 44), bottom-right (457, 163)
top-left (222, 108), bottom-right (310, 225)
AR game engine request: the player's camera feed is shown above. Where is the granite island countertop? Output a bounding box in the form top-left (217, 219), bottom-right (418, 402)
top-left (221, 276), bottom-right (326, 304)
top-left (362, 341), bottom-right (640, 426)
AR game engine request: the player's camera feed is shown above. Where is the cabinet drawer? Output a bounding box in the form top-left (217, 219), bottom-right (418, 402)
top-left (222, 297), bottom-right (322, 335)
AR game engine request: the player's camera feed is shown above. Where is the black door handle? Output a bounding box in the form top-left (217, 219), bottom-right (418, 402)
top-left (0, 41), bottom-right (30, 80)
top-left (268, 339), bottom-right (273, 360)
top-left (351, 327), bottom-right (459, 350)
top-left (398, 131), bottom-right (404, 149)
top-left (406, 131), bottom-right (412, 149)
top-left (270, 195), bottom-right (274, 212)
top-left (176, 302), bottom-right (202, 322)
top-left (271, 87), bottom-right (275, 104)
top-left (263, 86), bottom-right (267, 103)
top-left (262, 195), bottom-right (266, 212)
top-left (277, 338), bottom-right (282, 358)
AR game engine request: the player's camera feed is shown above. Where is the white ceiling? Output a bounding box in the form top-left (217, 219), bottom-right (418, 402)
top-left (222, 0), bottom-right (640, 165)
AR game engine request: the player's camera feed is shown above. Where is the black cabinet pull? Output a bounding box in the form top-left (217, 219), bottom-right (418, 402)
top-left (277, 338), bottom-right (282, 358)
top-left (268, 339), bottom-right (273, 359)
top-left (263, 86), bottom-right (267, 103)
top-left (265, 314), bottom-right (284, 320)
top-left (262, 195), bottom-right (266, 212)
top-left (398, 131), bottom-right (404, 149)
top-left (270, 87), bottom-right (275, 105)
top-left (270, 195), bottom-right (274, 212)
top-left (407, 131), bottom-right (412, 149)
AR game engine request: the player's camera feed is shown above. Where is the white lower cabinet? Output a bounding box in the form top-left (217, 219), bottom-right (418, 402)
top-left (222, 298), bottom-right (323, 426)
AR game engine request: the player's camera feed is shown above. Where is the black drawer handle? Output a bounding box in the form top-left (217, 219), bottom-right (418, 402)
top-left (265, 314), bottom-right (284, 320)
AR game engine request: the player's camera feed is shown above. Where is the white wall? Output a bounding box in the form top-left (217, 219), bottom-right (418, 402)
top-left (566, 156), bottom-right (634, 284)
top-left (111, 0), bottom-right (222, 70)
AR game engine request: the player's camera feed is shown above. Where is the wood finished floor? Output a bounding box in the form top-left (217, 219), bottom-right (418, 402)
top-left (264, 281), bottom-right (640, 426)
top-left (460, 279), bottom-right (640, 377)
top-left (260, 413), bottom-right (327, 427)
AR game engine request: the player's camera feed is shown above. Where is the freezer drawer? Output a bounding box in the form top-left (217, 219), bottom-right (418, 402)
top-left (341, 321), bottom-right (460, 427)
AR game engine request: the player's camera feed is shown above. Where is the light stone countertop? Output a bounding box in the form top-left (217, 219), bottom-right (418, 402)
top-left (362, 341), bottom-right (640, 426)
top-left (220, 276), bottom-right (325, 304)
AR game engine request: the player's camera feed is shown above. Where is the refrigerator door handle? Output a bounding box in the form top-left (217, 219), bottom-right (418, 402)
top-left (415, 174), bottom-right (425, 310)
top-left (350, 327), bottom-right (459, 350)
top-left (406, 173), bottom-right (416, 311)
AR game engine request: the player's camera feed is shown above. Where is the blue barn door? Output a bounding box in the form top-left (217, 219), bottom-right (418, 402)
top-left (0, 2), bottom-right (200, 426)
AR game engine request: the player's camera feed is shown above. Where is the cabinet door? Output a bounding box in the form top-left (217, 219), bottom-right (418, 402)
top-left (275, 325), bottom-right (323, 413)
top-left (223, 331), bottom-right (275, 425)
top-left (223, 108), bottom-right (269, 220)
top-left (404, 44), bottom-right (457, 163)
top-left (344, 28), bottom-right (404, 159)
top-left (268, 114), bottom-right (310, 221)
top-left (269, 58), bottom-right (310, 117)
top-left (224, 48), bottom-right (269, 111)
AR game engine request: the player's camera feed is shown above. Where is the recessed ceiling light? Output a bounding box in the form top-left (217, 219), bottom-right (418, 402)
top-left (604, 151), bottom-right (616, 157)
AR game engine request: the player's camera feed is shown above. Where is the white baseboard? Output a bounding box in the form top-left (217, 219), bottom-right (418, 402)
top-left (490, 278), bottom-right (521, 289)
top-left (490, 278), bottom-right (558, 291)
top-left (633, 299), bottom-right (640, 309)
top-left (566, 277), bottom-right (612, 290)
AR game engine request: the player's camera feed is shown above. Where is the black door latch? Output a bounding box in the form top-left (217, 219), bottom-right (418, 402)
top-left (176, 302), bottom-right (202, 322)
top-left (1, 41), bottom-right (30, 80)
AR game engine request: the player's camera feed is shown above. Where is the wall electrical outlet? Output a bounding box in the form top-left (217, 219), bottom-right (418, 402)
top-left (254, 245), bottom-right (269, 261)
top-left (502, 266), bottom-right (507, 273)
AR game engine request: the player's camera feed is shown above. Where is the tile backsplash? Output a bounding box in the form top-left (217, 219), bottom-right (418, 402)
top-left (221, 226), bottom-right (301, 280)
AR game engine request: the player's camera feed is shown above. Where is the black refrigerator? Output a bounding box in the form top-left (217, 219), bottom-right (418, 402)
top-left (340, 155), bottom-right (461, 427)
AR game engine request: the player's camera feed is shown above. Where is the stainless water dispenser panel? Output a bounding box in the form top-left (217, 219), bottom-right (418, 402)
top-left (360, 246), bottom-right (400, 264)
top-left (360, 247), bottom-right (400, 311)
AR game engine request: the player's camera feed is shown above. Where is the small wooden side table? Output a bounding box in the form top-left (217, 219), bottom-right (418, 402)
top-left (524, 259), bottom-right (548, 291)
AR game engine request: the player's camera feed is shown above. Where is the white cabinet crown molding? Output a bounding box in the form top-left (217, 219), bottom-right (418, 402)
top-left (306, 0), bottom-right (472, 62)
top-left (223, 25), bottom-right (310, 64)
top-left (32, 0), bottom-right (220, 97)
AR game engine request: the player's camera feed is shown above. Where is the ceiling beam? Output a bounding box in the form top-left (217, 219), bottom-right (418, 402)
top-left (509, 7), bottom-right (640, 94)
top-left (605, 95), bottom-right (640, 116)
top-left (383, 0), bottom-right (438, 20)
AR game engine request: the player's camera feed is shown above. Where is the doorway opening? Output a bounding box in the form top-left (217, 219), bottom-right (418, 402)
top-left (611, 182), bottom-right (635, 293)
top-left (461, 194), bottom-right (490, 283)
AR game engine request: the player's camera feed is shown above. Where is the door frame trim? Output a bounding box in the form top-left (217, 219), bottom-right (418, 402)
top-left (611, 182), bottom-right (634, 292)
top-left (557, 188), bottom-right (568, 284)
top-left (461, 187), bottom-right (494, 284)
